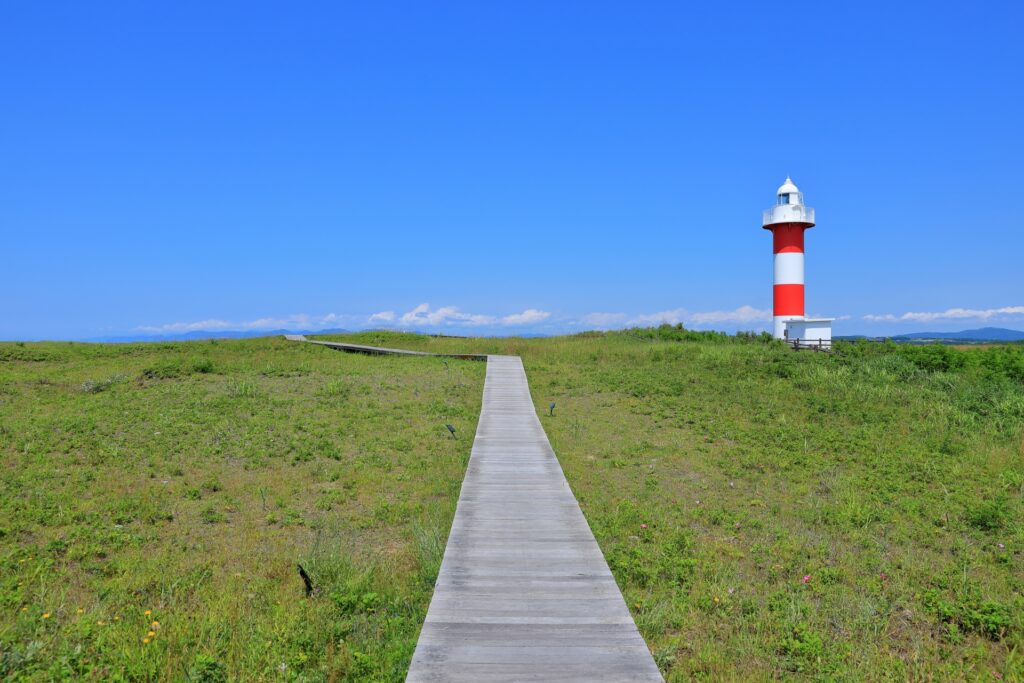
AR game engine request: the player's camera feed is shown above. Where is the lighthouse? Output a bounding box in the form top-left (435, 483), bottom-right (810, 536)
top-left (762, 177), bottom-right (833, 346)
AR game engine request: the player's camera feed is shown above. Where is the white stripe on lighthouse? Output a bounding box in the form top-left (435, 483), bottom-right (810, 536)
top-left (773, 252), bottom-right (805, 285)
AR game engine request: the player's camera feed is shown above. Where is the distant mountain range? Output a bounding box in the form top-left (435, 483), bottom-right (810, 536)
top-left (839, 327), bottom-right (1024, 343)
top-left (892, 327), bottom-right (1024, 341)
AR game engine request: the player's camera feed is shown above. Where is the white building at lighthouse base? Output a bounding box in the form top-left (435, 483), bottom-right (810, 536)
top-left (783, 318), bottom-right (834, 350)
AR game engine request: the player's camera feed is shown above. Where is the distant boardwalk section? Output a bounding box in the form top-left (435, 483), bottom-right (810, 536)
top-left (406, 355), bottom-right (662, 682)
top-left (299, 336), bottom-right (487, 361)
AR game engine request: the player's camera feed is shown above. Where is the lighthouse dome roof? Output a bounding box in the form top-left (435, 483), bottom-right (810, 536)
top-left (777, 176), bottom-right (800, 195)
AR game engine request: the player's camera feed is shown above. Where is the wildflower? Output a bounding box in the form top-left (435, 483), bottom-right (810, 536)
top-left (879, 572), bottom-right (888, 581)
top-left (144, 609), bottom-right (152, 616)
top-left (734, 522), bottom-right (741, 529)
top-left (997, 543), bottom-right (1005, 549)
top-left (802, 575), bottom-right (811, 584)
top-left (728, 588), bottom-right (735, 595)
top-left (143, 637), bottom-right (150, 644)
top-left (114, 616), bottom-right (121, 621)
top-left (640, 524), bottom-right (648, 529)
top-left (20, 607), bottom-right (28, 612)
top-left (76, 608), bottom-right (84, 614)
top-left (151, 620), bottom-right (160, 628)
top-left (713, 596), bottom-right (720, 604)
top-left (96, 620), bottom-right (106, 626)
top-left (147, 630), bottom-right (156, 638)
top-left (42, 613), bottom-right (51, 619)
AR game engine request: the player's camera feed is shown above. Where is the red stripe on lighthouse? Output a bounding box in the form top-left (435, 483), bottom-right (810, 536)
top-left (774, 284), bottom-right (805, 316)
top-left (772, 224), bottom-right (806, 254)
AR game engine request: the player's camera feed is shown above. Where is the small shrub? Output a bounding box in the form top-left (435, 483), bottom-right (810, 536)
top-left (330, 586), bottom-right (381, 615)
top-left (80, 374), bottom-right (127, 393)
top-left (191, 357), bottom-right (215, 374)
top-left (141, 362), bottom-right (183, 380)
top-left (188, 654), bottom-right (227, 683)
top-left (965, 496), bottom-right (1011, 531)
top-left (923, 589), bottom-right (1016, 640)
top-left (200, 505), bottom-right (225, 524)
top-left (898, 345), bottom-right (968, 373)
top-left (779, 622), bottom-right (826, 672)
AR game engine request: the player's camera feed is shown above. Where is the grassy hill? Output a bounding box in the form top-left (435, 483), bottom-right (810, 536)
top-left (2, 331), bottom-right (1022, 680)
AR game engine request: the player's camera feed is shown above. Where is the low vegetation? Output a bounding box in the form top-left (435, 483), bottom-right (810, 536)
top-left (2, 329), bottom-right (1022, 680)
top-left (322, 329), bottom-right (1024, 681)
top-left (0, 338), bottom-right (484, 680)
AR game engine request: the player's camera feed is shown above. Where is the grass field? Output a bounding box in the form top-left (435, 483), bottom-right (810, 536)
top-left (0, 337), bottom-right (484, 680)
top-left (3, 330), bottom-right (1023, 681)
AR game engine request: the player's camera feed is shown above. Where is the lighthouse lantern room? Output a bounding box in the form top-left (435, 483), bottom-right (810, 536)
top-left (762, 177), bottom-right (833, 347)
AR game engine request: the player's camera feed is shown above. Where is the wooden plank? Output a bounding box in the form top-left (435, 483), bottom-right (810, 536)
top-left (406, 355), bottom-right (662, 682)
top-left (285, 335), bottom-right (487, 361)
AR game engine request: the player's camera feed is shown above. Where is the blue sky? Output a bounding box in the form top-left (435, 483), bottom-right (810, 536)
top-left (3, 1), bottom-right (1022, 340)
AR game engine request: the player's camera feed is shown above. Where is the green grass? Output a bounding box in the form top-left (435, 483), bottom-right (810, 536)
top-left (319, 329), bottom-right (1024, 681)
top-left (3, 330), bottom-right (1023, 680)
top-left (0, 337), bottom-right (484, 680)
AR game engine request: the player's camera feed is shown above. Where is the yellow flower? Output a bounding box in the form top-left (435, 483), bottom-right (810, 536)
top-left (142, 637), bottom-right (150, 644)
top-left (151, 620), bottom-right (160, 628)
top-left (147, 630), bottom-right (156, 637)
top-left (42, 613), bottom-right (51, 619)
top-left (713, 597), bottom-right (720, 604)
top-left (96, 620), bottom-right (106, 625)
top-left (20, 607), bottom-right (28, 612)
top-left (114, 616), bottom-right (121, 621)
top-left (76, 608), bottom-right (84, 614)
top-left (144, 609), bottom-right (152, 616)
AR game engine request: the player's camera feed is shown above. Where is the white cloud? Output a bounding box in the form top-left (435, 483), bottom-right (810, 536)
top-left (368, 311), bottom-right (396, 323)
top-left (136, 312), bottom-right (353, 334)
top-left (137, 304), bottom-right (554, 334)
top-left (577, 305), bottom-right (771, 330)
top-left (864, 306), bottom-right (1024, 323)
top-left (632, 308), bottom-right (689, 326)
top-left (688, 305), bottom-right (771, 325)
top-left (138, 319), bottom-right (235, 333)
top-left (395, 303), bottom-right (552, 327)
top-left (139, 302), bottom-right (783, 336)
top-left (399, 303), bottom-right (495, 327)
top-left (501, 309), bottom-right (551, 325)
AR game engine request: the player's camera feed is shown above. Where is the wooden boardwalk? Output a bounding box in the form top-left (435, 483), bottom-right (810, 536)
top-left (406, 355), bottom-right (662, 682)
top-left (285, 336), bottom-right (662, 681)
top-left (288, 335), bottom-right (487, 361)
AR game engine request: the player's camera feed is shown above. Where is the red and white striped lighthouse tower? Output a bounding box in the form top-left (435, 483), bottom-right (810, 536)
top-left (763, 177), bottom-right (816, 339)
